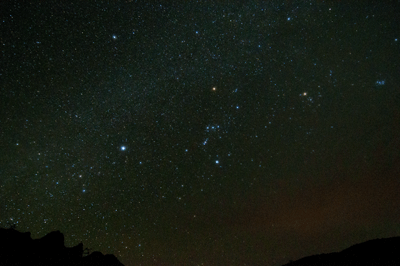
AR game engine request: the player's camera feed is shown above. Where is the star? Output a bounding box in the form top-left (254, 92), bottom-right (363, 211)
top-left (120, 146), bottom-right (126, 151)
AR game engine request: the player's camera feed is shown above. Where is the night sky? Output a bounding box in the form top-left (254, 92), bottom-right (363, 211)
top-left (1, 1), bottom-right (400, 265)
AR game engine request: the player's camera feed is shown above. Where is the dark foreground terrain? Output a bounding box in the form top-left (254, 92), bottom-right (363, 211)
top-left (282, 236), bottom-right (400, 266)
top-left (0, 226), bottom-right (124, 266)
top-left (1, 225), bottom-right (399, 266)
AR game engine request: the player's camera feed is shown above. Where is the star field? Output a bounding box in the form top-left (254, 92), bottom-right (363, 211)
top-left (1, 1), bottom-right (400, 265)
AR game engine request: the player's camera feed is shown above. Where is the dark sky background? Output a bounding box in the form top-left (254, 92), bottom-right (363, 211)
top-left (1, 1), bottom-right (400, 265)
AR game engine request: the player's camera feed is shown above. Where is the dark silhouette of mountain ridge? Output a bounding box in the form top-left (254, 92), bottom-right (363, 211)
top-left (0, 225), bottom-right (124, 266)
top-left (282, 236), bottom-right (400, 266)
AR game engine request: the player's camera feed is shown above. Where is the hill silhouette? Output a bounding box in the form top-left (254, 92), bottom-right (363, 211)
top-left (0, 225), bottom-right (124, 266)
top-left (2, 224), bottom-right (399, 266)
top-left (282, 236), bottom-right (400, 266)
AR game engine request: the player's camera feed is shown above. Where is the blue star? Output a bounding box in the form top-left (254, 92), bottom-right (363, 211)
top-left (376, 80), bottom-right (385, 86)
top-left (120, 146), bottom-right (126, 151)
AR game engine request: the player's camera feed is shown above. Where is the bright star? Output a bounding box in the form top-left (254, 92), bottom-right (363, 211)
top-left (120, 146), bottom-right (126, 151)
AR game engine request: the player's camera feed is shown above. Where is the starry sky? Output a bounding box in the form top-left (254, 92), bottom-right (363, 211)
top-left (1, 1), bottom-right (400, 265)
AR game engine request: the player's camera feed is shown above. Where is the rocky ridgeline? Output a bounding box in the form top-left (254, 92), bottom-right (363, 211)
top-left (0, 226), bottom-right (124, 266)
top-left (282, 236), bottom-right (400, 266)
